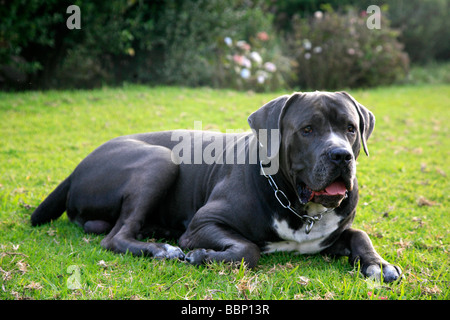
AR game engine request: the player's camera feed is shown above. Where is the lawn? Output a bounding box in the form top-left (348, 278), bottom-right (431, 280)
top-left (0, 84), bottom-right (448, 300)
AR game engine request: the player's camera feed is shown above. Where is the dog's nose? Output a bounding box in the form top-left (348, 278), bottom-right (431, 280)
top-left (329, 148), bottom-right (352, 166)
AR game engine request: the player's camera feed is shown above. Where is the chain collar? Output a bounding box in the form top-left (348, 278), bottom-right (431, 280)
top-left (260, 161), bottom-right (331, 234)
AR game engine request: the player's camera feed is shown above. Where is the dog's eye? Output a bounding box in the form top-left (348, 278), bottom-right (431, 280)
top-left (302, 126), bottom-right (313, 135)
top-left (347, 125), bottom-right (355, 133)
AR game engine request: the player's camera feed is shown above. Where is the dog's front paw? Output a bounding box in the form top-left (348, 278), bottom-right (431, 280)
top-left (363, 262), bottom-right (402, 283)
top-left (153, 244), bottom-right (185, 260)
top-left (185, 249), bottom-right (209, 265)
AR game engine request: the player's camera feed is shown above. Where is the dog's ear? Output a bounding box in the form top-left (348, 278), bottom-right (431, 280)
top-left (248, 93), bottom-right (303, 159)
top-left (339, 91), bottom-right (375, 156)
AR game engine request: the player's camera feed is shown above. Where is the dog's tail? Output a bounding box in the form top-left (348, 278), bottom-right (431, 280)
top-left (31, 177), bottom-right (70, 226)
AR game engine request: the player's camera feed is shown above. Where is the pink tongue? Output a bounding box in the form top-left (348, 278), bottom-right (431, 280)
top-left (313, 181), bottom-right (347, 196)
top-left (324, 181), bottom-right (347, 195)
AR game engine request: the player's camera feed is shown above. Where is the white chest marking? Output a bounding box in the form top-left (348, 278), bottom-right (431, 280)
top-left (264, 203), bottom-right (342, 254)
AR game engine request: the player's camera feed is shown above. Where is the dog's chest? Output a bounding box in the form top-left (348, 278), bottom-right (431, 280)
top-left (263, 203), bottom-right (342, 254)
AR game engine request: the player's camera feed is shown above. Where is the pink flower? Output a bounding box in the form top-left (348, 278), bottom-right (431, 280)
top-left (241, 57), bottom-right (251, 68)
top-left (233, 55), bottom-right (251, 68)
top-left (236, 40), bottom-right (251, 51)
top-left (257, 31), bottom-right (269, 41)
top-left (233, 54), bottom-right (244, 65)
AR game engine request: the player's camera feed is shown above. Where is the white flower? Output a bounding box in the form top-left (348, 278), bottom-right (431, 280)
top-left (304, 53), bottom-right (311, 60)
top-left (303, 39), bottom-right (312, 50)
top-left (264, 62), bottom-right (276, 72)
top-left (256, 71), bottom-right (269, 84)
top-left (241, 57), bottom-right (251, 69)
top-left (224, 37), bottom-right (232, 47)
top-left (250, 51), bottom-right (263, 65)
top-left (257, 75), bottom-right (265, 84)
top-left (347, 48), bottom-right (356, 55)
top-left (240, 68), bottom-right (251, 79)
top-left (313, 46), bottom-right (322, 53)
top-left (314, 11), bottom-right (323, 19)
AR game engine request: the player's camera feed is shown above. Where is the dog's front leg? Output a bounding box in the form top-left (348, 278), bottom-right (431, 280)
top-left (322, 228), bottom-right (402, 282)
top-left (180, 223), bottom-right (260, 268)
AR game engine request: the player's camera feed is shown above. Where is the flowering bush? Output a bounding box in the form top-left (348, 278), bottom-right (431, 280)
top-left (285, 8), bottom-right (410, 89)
top-left (216, 32), bottom-right (287, 91)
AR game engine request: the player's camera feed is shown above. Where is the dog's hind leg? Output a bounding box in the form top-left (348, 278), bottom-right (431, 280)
top-left (83, 220), bottom-right (112, 234)
top-left (99, 146), bottom-right (185, 260)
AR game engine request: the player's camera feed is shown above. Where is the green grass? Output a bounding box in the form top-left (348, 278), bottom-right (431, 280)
top-left (401, 61), bottom-right (450, 86)
top-left (0, 84), bottom-right (448, 300)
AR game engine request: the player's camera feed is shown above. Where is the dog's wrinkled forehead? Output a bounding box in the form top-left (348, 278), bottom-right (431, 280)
top-left (282, 92), bottom-right (359, 130)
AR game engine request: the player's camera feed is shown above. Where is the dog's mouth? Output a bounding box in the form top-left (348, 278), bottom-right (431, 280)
top-left (297, 178), bottom-right (349, 208)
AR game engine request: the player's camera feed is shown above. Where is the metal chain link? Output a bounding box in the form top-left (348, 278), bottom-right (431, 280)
top-left (260, 161), bottom-right (324, 234)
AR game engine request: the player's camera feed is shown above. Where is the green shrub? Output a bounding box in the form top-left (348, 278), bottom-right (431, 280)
top-left (152, 0), bottom-right (287, 91)
top-left (1, 0), bottom-right (286, 91)
top-left (269, 0), bottom-right (450, 65)
top-left (285, 7), bottom-right (409, 89)
top-left (0, 0), bottom-right (157, 89)
top-left (382, 0), bottom-right (450, 63)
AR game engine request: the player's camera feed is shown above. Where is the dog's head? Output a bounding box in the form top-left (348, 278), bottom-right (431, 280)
top-left (248, 91), bottom-right (375, 208)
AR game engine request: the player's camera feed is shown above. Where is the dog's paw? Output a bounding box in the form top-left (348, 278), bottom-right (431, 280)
top-left (153, 244), bottom-right (185, 260)
top-left (185, 249), bottom-right (209, 266)
top-left (363, 262), bottom-right (402, 283)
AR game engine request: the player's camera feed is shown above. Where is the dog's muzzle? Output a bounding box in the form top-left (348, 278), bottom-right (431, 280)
top-left (297, 180), bottom-right (348, 207)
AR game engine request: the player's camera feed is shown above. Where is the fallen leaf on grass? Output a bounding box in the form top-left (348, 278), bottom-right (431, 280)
top-left (19, 199), bottom-right (33, 210)
top-left (422, 285), bottom-right (442, 295)
top-left (436, 168), bottom-right (446, 177)
top-left (417, 196), bottom-right (437, 207)
top-left (395, 239), bottom-right (411, 248)
top-left (394, 239), bottom-right (411, 257)
top-left (297, 276), bottom-right (310, 286)
top-left (97, 260), bottom-right (108, 268)
top-left (0, 267), bottom-right (12, 281)
top-left (323, 292), bottom-right (335, 300)
top-left (13, 187), bottom-right (27, 194)
top-left (420, 163), bottom-right (428, 172)
top-left (235, 275), bottom-right (259, 299)
top-left (25, 281), bottom-right (43, 290)
top-left (16, 260), bottom-right (28, 274)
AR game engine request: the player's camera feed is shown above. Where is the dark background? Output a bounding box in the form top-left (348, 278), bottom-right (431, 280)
top-left (0, 0), bottom-right (448, 91)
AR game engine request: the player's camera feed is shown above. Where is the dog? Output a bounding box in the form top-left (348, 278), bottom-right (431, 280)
top-left (31, 91), bottom-right (401, 282)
